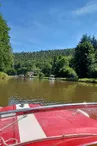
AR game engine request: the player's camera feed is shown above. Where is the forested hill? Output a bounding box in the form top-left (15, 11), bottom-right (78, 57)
top-left (13, 34), bottom-right (97, 79)
top-left (14, 48), bottom-right (74, 64)
top-left (7, 34), bottom-right (97, 79)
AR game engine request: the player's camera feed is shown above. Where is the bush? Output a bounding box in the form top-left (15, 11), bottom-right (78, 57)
top-left (34, 68), bottom-right (40, 76)
top-left (59, 66), bottom-right (78, 79)
top-left (41, 63), bottom-right (52, 77)
top-left (39, 72), bottom-right (44, 79)
top-left (89, 65), bottom-right (97, 78)
top-left (7, 68), bottom-right (17, 75)
top-left (0, 72), bottom-right (8, 80)
top-left (17, 67), bottom-right (28, 75)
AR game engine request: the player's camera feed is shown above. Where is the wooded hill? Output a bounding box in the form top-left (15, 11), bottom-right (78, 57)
top-left (13, 34), bottom-right (97, 79)
top-left (14, 49), bottom-right (74, 65)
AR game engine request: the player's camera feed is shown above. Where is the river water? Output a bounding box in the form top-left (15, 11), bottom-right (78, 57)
top-left (0, 78), bottom-right (97, 107)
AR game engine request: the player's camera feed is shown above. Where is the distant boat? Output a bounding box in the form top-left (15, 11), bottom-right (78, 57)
top-left (19, 74), bottom-right (25, 78)
top-left (26, 71), bottom-right (34, 78)
top-left (1, 102), bottom-right (97, 145)
top-left (49, 75), bottom-right (55, 80)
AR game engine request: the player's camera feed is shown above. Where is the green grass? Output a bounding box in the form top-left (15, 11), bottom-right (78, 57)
top-left (56, 77), bottom-right (78, 82)
top-left (79, 78), bottom-right (97, 83)
top-left (56, 77), bottom-right (97, 83)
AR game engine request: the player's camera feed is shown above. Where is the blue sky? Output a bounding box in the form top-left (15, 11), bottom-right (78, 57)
top-left (1, 0), bottom-right (97, 52)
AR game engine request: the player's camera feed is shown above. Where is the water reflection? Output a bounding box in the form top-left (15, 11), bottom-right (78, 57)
top-left (0, 78), bottom-right (97, 106)
top-left (49, 79), bottom-right (55, 85)
top-left (9, 97), bottom-right (44, 105)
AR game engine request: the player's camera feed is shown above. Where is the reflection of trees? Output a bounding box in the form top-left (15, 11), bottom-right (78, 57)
top-left (49, 79), bottom-right (55, 86)
top-left (46, 81), bottom-right (77, 103)
top-left (71, 82), bottom-right (97, 103)
top-left (0, 80), bottom-right (9, 106)
top-left (89, 91), bottom-right (97, 102)
top-left (8, 79), bottom-right (78, 104)
top-left (1, 78), bottom-right (97, 106)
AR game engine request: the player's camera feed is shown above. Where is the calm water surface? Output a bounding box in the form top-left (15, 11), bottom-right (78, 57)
top-left (0, 78), bottom-right (97, 107)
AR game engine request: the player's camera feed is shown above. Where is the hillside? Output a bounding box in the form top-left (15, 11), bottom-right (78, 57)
top-left (14, 49), bottom-right (74, 65)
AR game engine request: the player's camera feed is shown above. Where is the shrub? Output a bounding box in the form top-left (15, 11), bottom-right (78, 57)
top-left (59, 66), bottom-right (78, 79)
top-left (39, 72), bottom-right (44, 79)
top-left (89, 65), bottom-right (97, 78)
top-left (7, 68), bottom-right (17, 75)
top-left (41, 63), bottom-right (52, 77)
top-left (0, 72), bottom-right (8, 80)
top-left (17, 67), bottom-right (28, 75)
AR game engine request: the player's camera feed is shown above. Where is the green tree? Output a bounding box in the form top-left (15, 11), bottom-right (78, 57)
top-left (52, 56), bottom-right (69, 77)
top-left (41, 63), bottom-right (52, 77)
top-left (17, 67), bottom-right (28, 76)
top-left (74, 41), bottom-right (95, 78)
top-left (34, 68), bottom-right (40, 76)
top-left (80, 34), bottom-right (91, 44)
top-left (88, 64), bottom-right (97, 78)
top-left (0, 14), bottom-right (13, 72)
top-left (91, 35), bottom-right (97, 50)
top-left (80, 34), bottom-right (97, 51)
top-left (39, 72), bottom-right (44, 79)
top-left (7, 68), bottom-right (17, 75)
top-left (59, 66), bottom-right (78, 78)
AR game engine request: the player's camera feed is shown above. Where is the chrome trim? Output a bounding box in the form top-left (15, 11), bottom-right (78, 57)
top-left (1, 102), bottom-right (97, 118)
top-left (84, 141), bottom-right (97, 146)
top-left (14, 133), bottom-right (97, 146)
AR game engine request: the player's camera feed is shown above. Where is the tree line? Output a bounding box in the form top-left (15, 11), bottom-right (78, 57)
top-left (13, 49), bottom-right (74, 77)
top-left (1, 9), bottom-right (97, 79)
top-left (13, 34), bottom-right (97, 79)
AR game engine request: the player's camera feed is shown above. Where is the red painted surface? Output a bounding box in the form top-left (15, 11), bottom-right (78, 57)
top-left (1, 104), bottom-right (97, 146)
top-left (24, 136), bottom-right (97, 146)
top-left (0, 105), bottom-right (20, 145)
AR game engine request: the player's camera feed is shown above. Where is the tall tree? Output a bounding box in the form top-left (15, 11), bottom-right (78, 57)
top-left (41, 63), bottom-right (52, 77)
top-left (74, 41), bottom-right (95, 78)
top-left (80, 34), bottom-right (97, 51)
top-left (0, 13), bottom-right (13, 72)
top-left (91, 35), bottom-right (97, 50)
top-left (80, 34), bottom-right (91, 44)
top-left (52, 56), bottom-right (69, 77)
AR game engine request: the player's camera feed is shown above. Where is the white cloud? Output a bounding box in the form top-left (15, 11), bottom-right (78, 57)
top-left (73, 1), bottom-right (97, 15)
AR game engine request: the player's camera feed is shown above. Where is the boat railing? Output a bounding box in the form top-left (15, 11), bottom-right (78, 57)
top-left (12, 133), bottom-right (97, 146)
top-left (0, 102), bottom-right (97, 118)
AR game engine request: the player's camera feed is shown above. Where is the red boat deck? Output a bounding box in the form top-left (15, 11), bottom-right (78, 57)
top-left (1, 103), bottom-right (97, 146)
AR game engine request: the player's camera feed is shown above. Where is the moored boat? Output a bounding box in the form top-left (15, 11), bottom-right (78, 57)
top-left (49, 75), bottom-right (55, 80)
top-left (1, 102), bottom-right (97, 145)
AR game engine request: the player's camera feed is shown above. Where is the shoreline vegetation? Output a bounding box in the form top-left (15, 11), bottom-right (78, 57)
top-left (57, 77), bottom-right (97, 83)
top-left (36, 76), bottom-right (97, 84)
top-left (0, 72), bottom-right (14, 81)
top-left (0, 73), bottom-right (14, 82)
top-left (17, 75), bottom-right (97, 84)
top-left (0, 71), bottom-right (97, 84)
top-left (0, 72), bottom-right (9, 80)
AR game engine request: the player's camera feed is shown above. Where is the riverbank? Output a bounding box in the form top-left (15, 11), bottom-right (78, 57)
top-left (79, 78), bottom-right (97, 83)
top-left (56, 77), bottom-right (97, 83)
top-left (40, 77), bottom-right (97, 83)
top-left (17, 75), bottom-right (97, 84)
